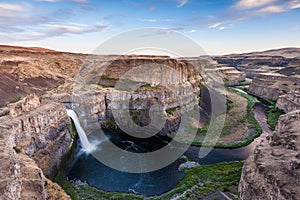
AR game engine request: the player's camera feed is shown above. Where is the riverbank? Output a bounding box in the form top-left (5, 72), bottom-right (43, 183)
top-left (53, 86), bottom-right (268, 199)
top-left (192, 87), bottom-right (262, 148)
top-left (54, 161), bottom-right (243, 200)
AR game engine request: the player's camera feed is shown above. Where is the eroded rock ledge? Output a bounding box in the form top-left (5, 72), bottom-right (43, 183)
top-left (0, 94), bottom-right (72, 199)
top-left (277, 89), bottom-right (300, 113)
top-left (239, 110), bottom-right (300, 200)
top-left (248, 73), bottom-right (300, 100)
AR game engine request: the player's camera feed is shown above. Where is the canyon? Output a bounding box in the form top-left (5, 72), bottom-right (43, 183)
top-left (0, 45), bottom-right (299, 199)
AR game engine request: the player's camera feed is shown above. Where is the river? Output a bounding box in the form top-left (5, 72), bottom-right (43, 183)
top-left (65, 94), bottom-right (271, 196)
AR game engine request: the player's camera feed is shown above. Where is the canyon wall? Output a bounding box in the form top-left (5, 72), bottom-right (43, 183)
top-left (239, 110), bottom-right (300, 200)
top-left (276, 89), bottom-right (300, 113)
top-left (248, 73), bottom-right (300, 100)
top-left (69, 55), bottom-right (206, 137)
top-left (0, 94), bottom-right (72, 199)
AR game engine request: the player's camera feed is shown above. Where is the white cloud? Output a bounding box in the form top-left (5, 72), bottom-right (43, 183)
top-left (177, 0), bottom-right (188, 7)
top-left (0, 3), bottom-right (25, 11)
top-left (235, 0), bottom-right (278, 9)
top-left (256, 5), bottom-right (286, 13)
top-left (208, 22), bottom-right (222, 28)
top-left (45, 24), bottom-right (85, 33)
top-left (289, 0), bottom-right (300, 9)
top-left (68, 22), bottom-right (89, 27)
top-left (190, 29), bottom-right (196, 33)
top-left (141, 19), bottom-right (158, 22)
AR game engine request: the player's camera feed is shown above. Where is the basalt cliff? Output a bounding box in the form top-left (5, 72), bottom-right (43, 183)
top-left (235, 49), bottom-right (300, 200)
top-left (0, 45), bottom-right (209, 199)
top-left (1, 45), bottom-right (300, 200)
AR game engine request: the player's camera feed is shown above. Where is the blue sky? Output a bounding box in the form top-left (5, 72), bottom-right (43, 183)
top-left (1, 0), bottom-right (300, 55)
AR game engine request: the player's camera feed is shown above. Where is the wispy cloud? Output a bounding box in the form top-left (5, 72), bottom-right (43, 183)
top-left (0, 22), bottom-right (109, 42)
top-left (234, 0), bottom-right (278, 9)
top-left (206, 0), bottom-right (300, 30)
top-left (45, 24), bottom-right (86, 33)
top-left (0, 1), bottom-right (107, 42)
top-left (0, 3), bottom-right (26, 11)
top-left (140, 18), bottom-right (173, 23)
top-left (289, 0), bottom-right (300, 9)
top-left (177, 0), bottom-right (188, 7)
top-left (255, 5), bottom-right (286, 13)
top-left (141, 18), bottom-right (158, 22)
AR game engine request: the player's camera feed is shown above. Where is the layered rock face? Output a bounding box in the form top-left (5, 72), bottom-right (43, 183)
top-left (207, 66), bottom-right (246, 86)
top-left (0, 94), bottom-right (72, 199)
top-left (239, 110), bottom-right (300, 200)
top-left (248, 73), bottom-right (300, 100)
top-left (0, 137), bottom-right (47, 200)
top-left (277, 89), bottom-right (300, 113)
top-left (71, 55), bottom-right (205, 137)
top-left (0, 47), bottom-right (209, 199)
top-left (214, 48), bottom-right (300, 78)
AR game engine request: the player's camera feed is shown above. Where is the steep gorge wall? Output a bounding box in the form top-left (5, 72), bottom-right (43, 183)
top-left (0, 95), bottom-right (72, 199)
top-left (276, 89), bottom-right (300, 113)
top-left (248, 73), bottom-right (300, 100)
top-left (239, 110), bottom-right (300, 200)
top-left (71, 56), bottom-right (205, 137)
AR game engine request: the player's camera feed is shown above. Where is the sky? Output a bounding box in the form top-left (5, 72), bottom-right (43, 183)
top-left (1, 0), bottom-right (300, 55)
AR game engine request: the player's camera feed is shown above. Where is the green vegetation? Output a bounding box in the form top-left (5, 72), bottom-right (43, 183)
top-left (54, 161), bottom-right (242, 200)
top-left (54, 60), bottom-right (61, 68)
top-left (100, 75), bottom-right (119, 81)
top-left (192, 88), bottom-right (262, 149)
top-left (238, 81), bottom-right (250, 86)
top-left (199, 82), bottom-right (205, 89)
top-left (6, 96), bottom-right (22, 105)
top-left (226, 98), bottom-right (234, 112)
top-left (13, 146), bottom-right (21, 153)
top-left (166, 106), bottom-right (181, 116)
top-left (140, 83), bottom-right (160, 90)
top-left (55, 172), bottom-right (143, 200)
top-left (104, 118), bottom-right (117, 127)
top-left (223, 77), bottom-right (229, 82)
top-left (265, 99), bottom-right (276, 106)
top-left (267, 107), bottom-right (284, 131)
top-left (150, 162), bottom-right (243, 200)
top-left (70, 119), bottom-right (79, 140)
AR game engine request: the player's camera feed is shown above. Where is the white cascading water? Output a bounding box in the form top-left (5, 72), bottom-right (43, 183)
top-left (66, 109), bottom-right (97, 153)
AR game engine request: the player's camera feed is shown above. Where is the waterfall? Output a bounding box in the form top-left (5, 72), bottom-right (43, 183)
top-left (66, 109), bottom-right (97, 153)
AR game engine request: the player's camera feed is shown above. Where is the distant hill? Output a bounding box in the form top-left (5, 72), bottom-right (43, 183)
top-left (0, 45), bottom-right (56, 52)
top-left (226, 47), bottom-right (300, 59)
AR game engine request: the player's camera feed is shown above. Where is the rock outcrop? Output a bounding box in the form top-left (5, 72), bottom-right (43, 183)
top-left (8, 93), bottom-right (41, 117)
top-left (0, 137), bottom-right (47, 200)
top-left (0, 94), bottom-right (72, 199)
top-left (214, 48), bottom-right (300, 78)
top-left (248, 73), bottom-right (300, 100)
top-left (207, 66), bottom-right (246, 86)
top-left (277, 89), bottom-right (300, 113)
top-left (239, 110), bottom-right (300, 200)
top-left (71, 55), bottom-right (206, 137)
